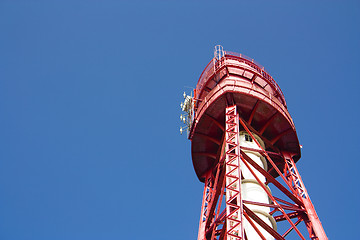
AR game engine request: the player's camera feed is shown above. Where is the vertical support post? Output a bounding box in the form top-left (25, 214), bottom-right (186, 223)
top-left (283, 152), bottom-right (328, 240)
top-left (225, 105), bottom-right (243, 240)
top-left (198, 171), bottom-right (213, 240)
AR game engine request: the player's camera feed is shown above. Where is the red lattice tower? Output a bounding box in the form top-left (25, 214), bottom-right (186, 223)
top-left (182, 46), bottom-right (327, 240)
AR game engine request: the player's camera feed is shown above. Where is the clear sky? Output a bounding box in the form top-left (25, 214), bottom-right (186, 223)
top-left (0, 1), bottom-right (359, 239)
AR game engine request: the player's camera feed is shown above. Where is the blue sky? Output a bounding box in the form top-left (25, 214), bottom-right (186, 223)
top-left (0, 1), bottom-right (359, 239)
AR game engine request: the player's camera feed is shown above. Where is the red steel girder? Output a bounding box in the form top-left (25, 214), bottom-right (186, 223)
top-left (195, 105), bottom-right (327, 240)
top-left (224, 105), bottom-right (244, 240)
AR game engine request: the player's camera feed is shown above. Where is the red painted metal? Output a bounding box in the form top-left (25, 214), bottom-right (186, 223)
top-left (188, 49), bottom-right (327, 239)
top-left (198, 171), bottom-right (214, 240)
top-left (224, 106), bottom-right (243, 240)
top-left (282, 153), bottom-right (328, 239)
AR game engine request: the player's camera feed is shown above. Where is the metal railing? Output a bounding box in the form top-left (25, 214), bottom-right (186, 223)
top-left (195, 51), bottom-right (286, 107)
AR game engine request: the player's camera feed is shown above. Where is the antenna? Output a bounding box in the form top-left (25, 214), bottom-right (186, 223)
top-left (179, 91), bottom-right (194, 137)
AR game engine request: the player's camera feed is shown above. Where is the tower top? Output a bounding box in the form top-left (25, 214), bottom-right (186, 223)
top-left (189, 47), bottom-right (300, 181)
